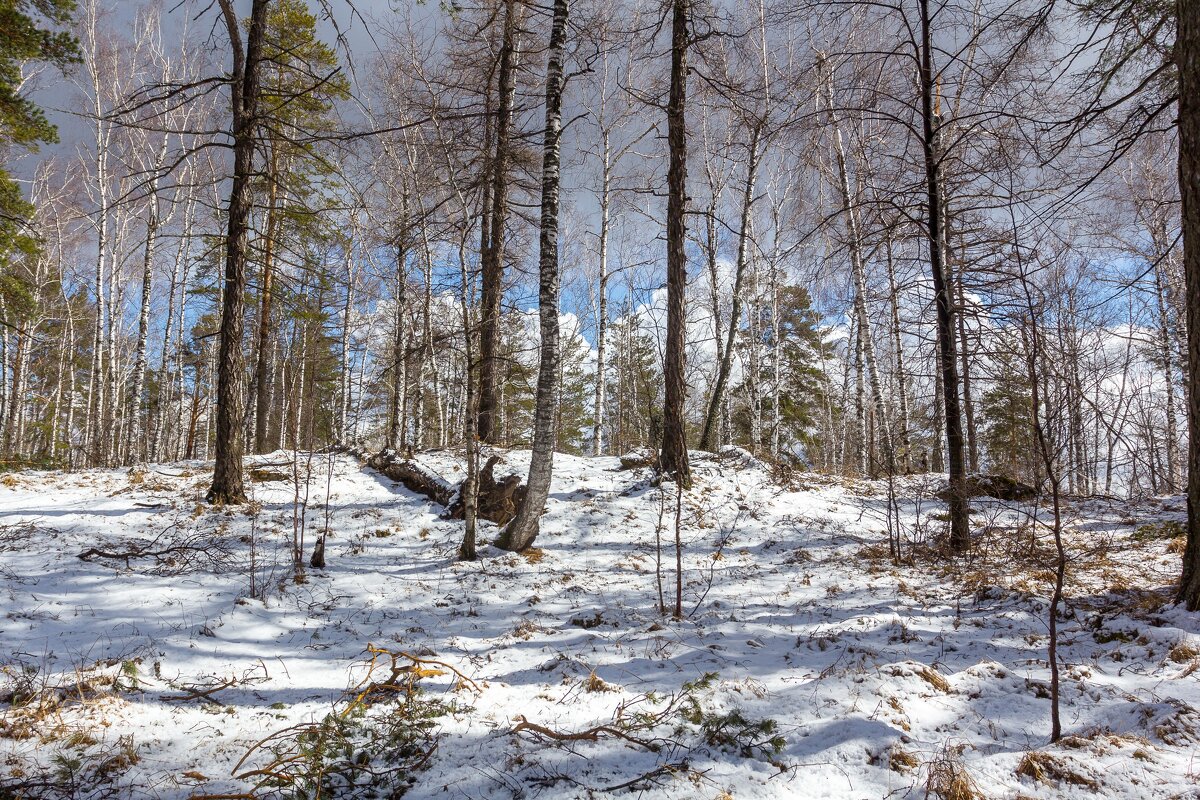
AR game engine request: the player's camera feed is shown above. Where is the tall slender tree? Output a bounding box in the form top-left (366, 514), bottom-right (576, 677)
top-left (918, 0), bottom-right (968, 550)
top-left (498, 0), bottom-right (568, 552)
top-left (1177, 0), bottom-right (1200, 609)
top-left (478, 0), bottom-right (519, 445)
top-left (660, 0), bottom-right (692, 488)
top-left (207, 0), bottom-right (271, 505)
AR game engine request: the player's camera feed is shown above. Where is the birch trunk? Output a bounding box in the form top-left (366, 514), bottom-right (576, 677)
top-left (592, 133), bottom-right (610, 456)
top-left (499, 0), bottom-right (568, 552)
top-left (819, 56), bottom-right (893, 473)
top-left (126, 141), bottom-right (170, 464)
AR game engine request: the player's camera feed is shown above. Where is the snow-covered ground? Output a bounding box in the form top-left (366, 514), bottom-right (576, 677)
top-left (0, 450), bottom-right (1196, 799)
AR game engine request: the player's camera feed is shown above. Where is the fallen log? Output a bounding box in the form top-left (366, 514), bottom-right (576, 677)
top-left (349, 447), bottom-right (526, 526)
top-left (937, 474), bottom-right (1037, 502)
top-left (363, 449), bottom-right (456, 507)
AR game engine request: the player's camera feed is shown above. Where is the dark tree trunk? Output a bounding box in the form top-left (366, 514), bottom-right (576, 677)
top-left (660, 0), bottom-right (692, 488)
top-left (208, 0), bottom-right (270, 505)
top-left (918, 0), bottom-right (968, 551)
top-left (499, 0), bottom-right (568, 553)
top-left (478, 0), bottom-right (517, 445)
top-left (1178, 0), bottom-right (1200, 609)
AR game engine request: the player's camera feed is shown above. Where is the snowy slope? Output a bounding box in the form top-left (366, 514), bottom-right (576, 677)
top-left (0, 451), bottom-right (1196, 799)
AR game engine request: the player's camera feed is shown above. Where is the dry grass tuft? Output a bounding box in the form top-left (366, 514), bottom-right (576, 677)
top-left (889, 745), bottom-right (919, 772)
top-left (1016, 751), bottom-right (1099, 790)
top-left (584, 670), bottom-right (617, 693)
top-left (924, 744), bottom-right (980, 800)
top-left (917, 665), bottom-right (952, 693)
top-left (1167, 641), bottom-right (1200, 664)
top-left (522, 547), bottom-right (546, 564)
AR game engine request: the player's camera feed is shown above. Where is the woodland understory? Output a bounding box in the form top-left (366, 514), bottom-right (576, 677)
top-left (2, 0), bottom-right (1200, 796)
top-left (0, 451), bottom-right (1197, 800)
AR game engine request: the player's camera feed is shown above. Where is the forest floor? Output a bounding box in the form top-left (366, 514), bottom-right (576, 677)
top-left (0, 449), bottom-right (1196, 799)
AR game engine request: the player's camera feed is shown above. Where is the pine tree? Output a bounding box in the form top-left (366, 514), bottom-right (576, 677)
top-left (555, 320), bottom-right (593, 455)
top-left (979, 350), bottom-right (1039, 485)
top-left (0, 0), bottom-right (79, 257)
top-left (252, 0), bottom-right (349, 453)
top-left (758, 285), bottom-right (828, 465)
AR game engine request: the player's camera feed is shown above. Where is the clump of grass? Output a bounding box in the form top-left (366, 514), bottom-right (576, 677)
top-left (917, 666), bottom-right (951, 693)
top-left (924, 744), bottom-right (979, 800)
top-left (584, 671), bottom-right (617, 693)
top-left (1016, 751), bottom-right (1099, 790)
top-left (889, 745), bottom-right (919, 772)
top-left (1168, 640), bottom-right (1199, 664)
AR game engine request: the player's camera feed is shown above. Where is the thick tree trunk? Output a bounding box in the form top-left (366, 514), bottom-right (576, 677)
top-left (660, 0), bottom-right (692, 488)
top-left (1177, 0), bottom-right (1200, 609)
top-left (919, 0), bottom-right (969, 551)
top-left (208, 0), bottom-right (270, 505)
top-left (1155, 259), bottom-right (1180, 490)
top-left (499, 0), bottom-right (568, 553)
top-left (457, 234), bottom-right (479, 560)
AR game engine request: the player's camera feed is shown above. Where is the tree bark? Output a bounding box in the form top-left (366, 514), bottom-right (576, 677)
top-left (339, 236), bottom-right (357, 445)
top-left (885, 234), bottom-right (912, 472)
top-left (593, 133), bottom-right (611, 457)
top-left (389, 232), bottom-right (408, 451)
top-left (660, 0), bottom-right (692, 488)
top-left (153, 186), bottom-right (195, 461)
top-left (498, 0), bottom-right (568, 553)
top-left (918, 0), bottom-right (969, 551)
top-left (946, 209), bottom-right (978, 475)
top-left (1177, 0), bottom-right (1200, 609)
top-left (208, 0), bottom-right (270, 505)
top-left (478, 0), bottom-right (518, 445)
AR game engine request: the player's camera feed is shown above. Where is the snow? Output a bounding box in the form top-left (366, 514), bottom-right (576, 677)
top-left (0, 452), bottom-right (1197, 798)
